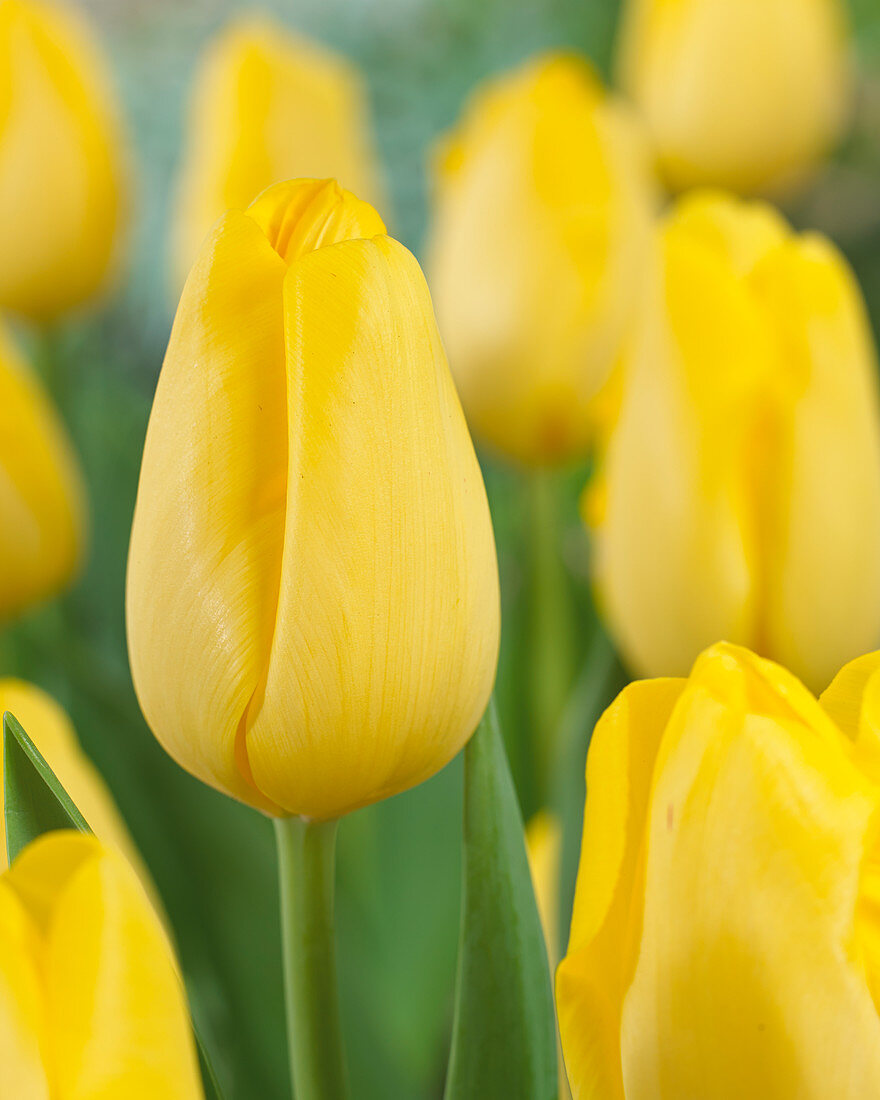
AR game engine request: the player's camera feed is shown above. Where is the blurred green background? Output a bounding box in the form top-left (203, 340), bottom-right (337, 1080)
top-left (5, 0), bottom-right (880, 1097)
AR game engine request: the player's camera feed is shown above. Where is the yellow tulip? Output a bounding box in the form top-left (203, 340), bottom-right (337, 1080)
top-left (428, 52), bottom-right (656, 466)
top-left (127, 178), bottom-right (500, 821)
top-left (616, 0), bottom-right (851, 195)
top-left (588, 191), bottom-right (880, 691)
top-left (172, 15), bottom-right (384, 286)
top-left (0, 321), bottom-right (84, 618)
top-left (0, 679), bottom-right (144, 878)
top-left (557, 641), bottom-right (880, 1099)
top-left (0, 0), bottom-right (128, 320)
top-left (0, 830), bottom-right (203, 1097)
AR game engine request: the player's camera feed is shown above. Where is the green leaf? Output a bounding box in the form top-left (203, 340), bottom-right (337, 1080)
top-left (3, 711), bottom-right (91, 862)
top-left (444, 700), bottom-right (557, 1100)
top-left (195, 1023), bottom-right (227, 1100)
top-left (2, 710), bottom-right (227, 1100)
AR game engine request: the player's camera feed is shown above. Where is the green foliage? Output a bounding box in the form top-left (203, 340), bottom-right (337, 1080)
top-left (3, 711), bottom-right (90, 862)
top-left (444, 702), bottom-right (557, 1100)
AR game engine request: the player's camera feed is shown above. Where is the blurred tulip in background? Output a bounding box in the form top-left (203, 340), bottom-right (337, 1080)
top-left (0, 0), bottom-right (128, 320)
top-left (0, 322), bottom-right (84, 621)
top-left (172, 15), bottom-right (384, 285)
top-left (0, 831), bottom-right (203, 1097)
top-left (558, 642), bottom-right (880, 1099)
top-left (128, 178), bottom-right (499, 822)
top-left (616, 0), bottom-right (852, 195)
top-left (588, 191), bottom-right (880, 690)
top-left (429, 52), bottom-right (656, 466)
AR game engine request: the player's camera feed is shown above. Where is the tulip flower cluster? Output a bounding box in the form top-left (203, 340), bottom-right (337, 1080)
top-left (0, 0), bottom-right (878, 1097)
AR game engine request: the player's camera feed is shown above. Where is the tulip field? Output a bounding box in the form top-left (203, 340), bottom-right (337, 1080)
top-left (3, 0), bottom-right (880, 1098)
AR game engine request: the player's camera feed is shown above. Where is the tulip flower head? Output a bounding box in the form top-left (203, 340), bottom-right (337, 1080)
top-left (616, 0), bottom-right (851, 195)
top-left (0, 831), bottom-right (203, 1098)
top-left (173, 16), bottom-right (384, 284)
top-left (128, 178), bottom-right (500, 821)
top-left (0, 321), bottom-right (84, 619)
top-left (0, 679), bottom-right (143, 875)
top-left (588, 190), bottom-right (880, 691)
top-left (429, 52), bottom-right (656, 466)
top-left (0, 0), bottom-right (128, 320)
top-left (558, 642), bottom-right (880, 1099)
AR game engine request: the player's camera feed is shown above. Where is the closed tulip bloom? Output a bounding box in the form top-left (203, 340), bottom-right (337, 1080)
top-left (172, 16), bottom-right (384, 285)
top-left (616, 0), bottom-right (851, 195)
top-left (558, 642), bottom-right (880, 1099)
top-left (127, 178), bottom-right (499, 821)
top-left (0, 0), bottom-right (128, 320)
top-left (428, 53), bottom-right (655, 465)
top-left (0, 679), bottom-right (143, 876)
top-left (0, 323), bottom-right (84, 619)
top-left (0, 831), bottom-right (202, 1097)
top-left (588, 191), bottom-right (880, 690)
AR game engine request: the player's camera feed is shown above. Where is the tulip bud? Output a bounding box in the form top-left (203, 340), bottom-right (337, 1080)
top-left (588, 191), bottom-right (880, 691)
top-left (428, 53), bottom-right (656, 466)
top-left (0, 322), bottom-right (84, 618)
top-left (172, 16), bottom-right (384, 286)
top-left (616, 0), bottom-right (851, 195)
top-left (0, 679), bottom-right (143, 877)
top-left (127, 178), bottom-right (500, 821)
top-left (0, 0), bottom-right (128, 320)
top-left (0, 831), bottom-right (203, 1096)
top-left (558, 642), bottom-right (880, 1098)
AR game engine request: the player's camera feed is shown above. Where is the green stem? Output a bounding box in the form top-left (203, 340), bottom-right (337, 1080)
top-left (526, 469), bottom-right (574, 808)
top-left (274, 817), bottom-right (348, 1100)
top-left (32, 326), bottom-right (67, 414)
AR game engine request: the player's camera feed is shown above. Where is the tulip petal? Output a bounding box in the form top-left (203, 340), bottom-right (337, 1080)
top-left (127, 210), bottom-right (288, 814)
top-left (0, 881), bottom-right (49, 1097)
top-left (750, 236), bottom-right (880, 690)
top-left (6, 833), bottom-right (202, 1099)
top-left (556, 677), bottom-right (684, 1100)
top-left (594, 214), bottom-right (775, 676)
top-left (172, 15), bottom-right (384, 284)
top-left (619, 644), bottom-right (880, 1098)
top-left (244, 235), bottom-right (500, 818)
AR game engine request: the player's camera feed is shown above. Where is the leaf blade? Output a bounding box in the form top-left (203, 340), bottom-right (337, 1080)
top-left (444, 699), bottom-right (557, 1100)
top-left (3, 710), bottom-right (91, 863)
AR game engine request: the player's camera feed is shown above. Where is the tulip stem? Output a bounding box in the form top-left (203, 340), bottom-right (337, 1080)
top-left (274, 816), bottom-right (349, 1100)
top-left (526, 469), bottom-right (574, 807)
top-left (33, 326), bottom-right (68, 415)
